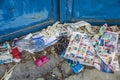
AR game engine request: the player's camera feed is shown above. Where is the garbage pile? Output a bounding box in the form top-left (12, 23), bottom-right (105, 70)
top-left (0, 21), bottom-right (120, 75)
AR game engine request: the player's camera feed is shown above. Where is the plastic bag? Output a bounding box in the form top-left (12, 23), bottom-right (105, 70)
top-left (15, 36), bottom-right (45, 53)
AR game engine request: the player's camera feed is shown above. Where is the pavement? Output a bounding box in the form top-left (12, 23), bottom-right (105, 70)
top-left (0, 54), bottom-right (120, 80)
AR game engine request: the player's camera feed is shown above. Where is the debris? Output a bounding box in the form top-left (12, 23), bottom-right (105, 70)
top-left (68, 60), bottom-right (83, 74)
top-left (0, 42), bottom-right (13, 64)
top-left (52, 67), bottom-right (62, 79)
top-left (63, 24), bottom-right (120, 73)
top-left (94, 31), bottom-right (118, 65)
top-left (112, 53), bottom-right (120, 71)
top-left (1, 63), bottom-right (17, 80)
top-left (0, 50), bottom-right (10, 56)
top-left (117, 31), bottom-right (120, 39)
top-left (20, 51), bottom-right (32, 63)
top-left (36, 55), bottom-right (48, 67)
top-left (12, 47), bottom-right (21, 62)
top-left (51, 47), bottom-right (58, 58)
top-left (118, 43), bottom-right (120, 54)
top-left (14, 31), bottom-right (58, 54)
top-left (64, 32), bottom-right (95, 66)
top-left (14, 36), bottom-right (45, 53)
top-left (91, 26), bottom-right (100, 35)
top-left (61, 52), bottom-right (83, 74)
top-left (23, 33), bottom-right (33, 39)
top-left (0, 42), bottom-right (11, 50)
top-left (0, 21), bottom-right (120, 80)
top-left (0, 54), bottom-right (13, 64)
top-left (61, 61), bottom-right (71, 74)
top-left (30, 54), bottom-right (36, 61)
top-left (108, 25), bottom-right (119, 32)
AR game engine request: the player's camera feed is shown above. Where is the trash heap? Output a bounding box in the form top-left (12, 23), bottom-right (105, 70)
top-left (62, 23), bottom-right (120, 74)
top-left (0, 21), bottom-right (120, 75)
top-left (63, 31), bottom-right (119, 73)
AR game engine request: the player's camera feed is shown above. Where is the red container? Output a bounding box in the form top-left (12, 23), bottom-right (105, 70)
top-left (12, 47), bottom-right (21, 59)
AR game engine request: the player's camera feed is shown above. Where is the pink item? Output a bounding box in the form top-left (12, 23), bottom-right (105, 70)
top-left (36, 55), bottom-right (48, 67)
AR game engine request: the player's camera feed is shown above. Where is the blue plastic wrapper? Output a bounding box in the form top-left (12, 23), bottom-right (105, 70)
top-left (32, 37), bottom-right (45, 52)
top-left (68, 60), bottom-right (83, 74)
top-left (61, 51), bottom-right (83, 74)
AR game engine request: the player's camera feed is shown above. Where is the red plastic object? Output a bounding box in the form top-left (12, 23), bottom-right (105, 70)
top-left (36, 55), bottom-right (48, 67)
top-left (12, 47), bottom-right (21, 59)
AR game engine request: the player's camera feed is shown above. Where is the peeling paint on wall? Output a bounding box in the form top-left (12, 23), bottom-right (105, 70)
top-left (0, 0), bottom-right (52, 37)
top-left (0, 9), bottom-right (48, 31)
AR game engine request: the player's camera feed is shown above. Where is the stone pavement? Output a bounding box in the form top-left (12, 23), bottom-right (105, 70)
top-left (0, 55), bottom-right (120, 80)
top-left (44, 60), bottom-right (120, 80)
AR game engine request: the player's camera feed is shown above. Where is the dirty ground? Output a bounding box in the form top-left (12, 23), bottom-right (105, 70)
top-left (0, 54), bottom-right (120, 80)
top-left (1, 21), bottom-right (120, 80)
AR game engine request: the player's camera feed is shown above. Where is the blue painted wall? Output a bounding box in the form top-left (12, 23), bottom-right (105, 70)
top-left (1, 0), bottom-right (120, 42)
top-left (0, 0), bottom-right (58, 42)
top-left (60, 0), bottom-right (120, 25)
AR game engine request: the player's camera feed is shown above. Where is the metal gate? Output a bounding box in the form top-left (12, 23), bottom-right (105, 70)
top-left (0, 0), bottom-right (58, 42)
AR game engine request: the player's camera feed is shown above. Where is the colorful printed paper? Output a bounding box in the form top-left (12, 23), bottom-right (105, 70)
top-left (94, 31), bottom-right (118, 65)
top-left (117, 44), bottom-right (120, 55)
top-left (64, 32), bottom-right (95, 66)
top-left (64, 28), bottom-right (119, 73)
